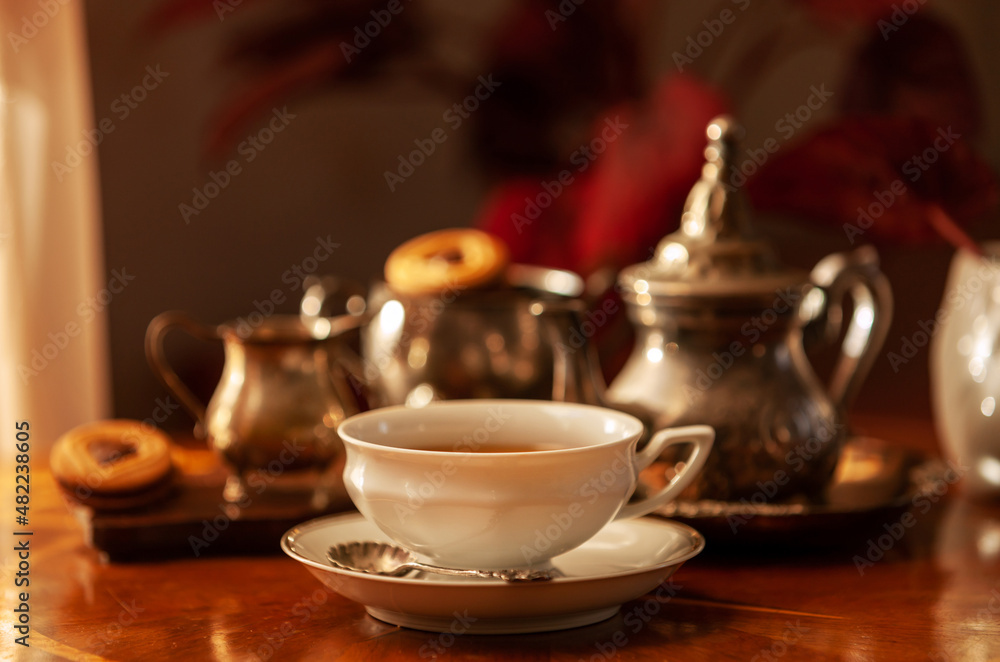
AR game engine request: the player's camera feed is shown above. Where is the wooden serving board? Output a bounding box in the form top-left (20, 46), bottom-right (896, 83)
top-left (67, 445), bottom-right (355, 561)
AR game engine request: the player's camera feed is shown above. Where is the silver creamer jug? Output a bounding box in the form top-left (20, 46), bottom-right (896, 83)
top-left (146, 310), bottom-right (363, 510)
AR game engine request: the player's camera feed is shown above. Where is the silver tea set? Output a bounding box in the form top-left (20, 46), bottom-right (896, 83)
top-left (146, 116), bottom-right (892, 510)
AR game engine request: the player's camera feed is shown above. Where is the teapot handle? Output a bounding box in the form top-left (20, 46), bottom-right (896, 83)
top-left (807, 246), bottom-right (894, 411)
top-left (145, 311), bottom-right (221, 438)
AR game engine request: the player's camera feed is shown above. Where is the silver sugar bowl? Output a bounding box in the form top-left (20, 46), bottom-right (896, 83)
top-left (304, 266), bottom-right (608, 407)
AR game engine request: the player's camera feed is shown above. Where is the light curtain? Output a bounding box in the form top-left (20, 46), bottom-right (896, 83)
top-left (0, 0), bottom-right (110, 452)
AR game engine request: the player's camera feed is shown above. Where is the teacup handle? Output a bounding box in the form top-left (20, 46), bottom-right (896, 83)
top-left (145, 311), bottom-right (220, 438)
top-left (614, 425), bottom-right (714, 521)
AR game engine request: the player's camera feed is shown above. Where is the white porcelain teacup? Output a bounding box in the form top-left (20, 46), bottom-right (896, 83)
top-left (338, 400), bottom-right (713, 570)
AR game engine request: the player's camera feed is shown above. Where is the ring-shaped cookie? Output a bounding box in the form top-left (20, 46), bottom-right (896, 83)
top-left (384, 229), bottom-right (509, 296)
top-left (51, 420), bottom-right (174, 508)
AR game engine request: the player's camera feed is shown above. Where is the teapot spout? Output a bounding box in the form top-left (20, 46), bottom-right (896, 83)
top-left (300, 275), bottom-right (369, 338)
top-left (299, 275), bottom-right (376, 406)
top-left (529, 297), bottom-right (609, 406)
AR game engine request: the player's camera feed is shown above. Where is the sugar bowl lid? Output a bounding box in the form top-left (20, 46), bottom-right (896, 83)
top-left (618, 116), bottom-right (808, 303)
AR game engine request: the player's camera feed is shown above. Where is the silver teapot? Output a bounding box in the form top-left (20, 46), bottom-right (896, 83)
top-left (304, 266), bottom-right (607, 407)
top-left (606, 116), bottom-right (893, 503)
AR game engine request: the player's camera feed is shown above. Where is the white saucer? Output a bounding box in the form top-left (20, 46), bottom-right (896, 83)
top-left (281, 512), bottom-right (705, 634)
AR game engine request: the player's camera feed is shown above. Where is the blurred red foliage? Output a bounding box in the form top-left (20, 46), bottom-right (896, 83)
top-left (476, 75), bottom-right (728, 276)
top-left (747, 116), bottom-right (997, 247)
top-left (840, 13), bottom-right (982, 139)
top-left (150, 0), bottom-right (995, 255)
top-left (471, 0), bottom-right (642, 176)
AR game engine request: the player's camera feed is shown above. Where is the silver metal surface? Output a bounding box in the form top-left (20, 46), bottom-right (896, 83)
top-left (350, 267), bottom-right (607, 407)
top-left (648, 436), bottom-right (944, 548)
top-left (608, 116), bottom-right (893, 503)
top-left (326, 542), bottom-right (555, 582)
top-left (145, 311), bottom-right (361, 509)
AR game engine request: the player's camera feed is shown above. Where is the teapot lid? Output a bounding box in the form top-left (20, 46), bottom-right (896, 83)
top-left (618, 116), bottom-right (807, 303)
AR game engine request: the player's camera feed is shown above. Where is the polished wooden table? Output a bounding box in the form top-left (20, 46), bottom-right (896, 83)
top-left (10, 413), bottom-right (1000, 661)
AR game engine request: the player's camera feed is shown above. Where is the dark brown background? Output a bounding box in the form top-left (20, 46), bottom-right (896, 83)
top-left (83, 1), bottom-right (1000, 432)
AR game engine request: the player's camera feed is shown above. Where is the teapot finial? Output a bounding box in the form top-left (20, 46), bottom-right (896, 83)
top-left (678, 114), bottom-right (751, 243)
top-left (705, 115), bottom-right (738, 157)
top-left (620, 115), bottom-right (809, 301)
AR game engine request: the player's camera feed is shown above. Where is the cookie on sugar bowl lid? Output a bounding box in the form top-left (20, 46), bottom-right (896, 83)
top-left (384, 228), bottom-right (510, 296)
top-left (50, 420), bottom-right (175, 510)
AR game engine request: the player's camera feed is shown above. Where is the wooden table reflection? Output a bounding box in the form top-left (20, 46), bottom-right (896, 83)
top-left (15, 414), bottom-right (1000, 661)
